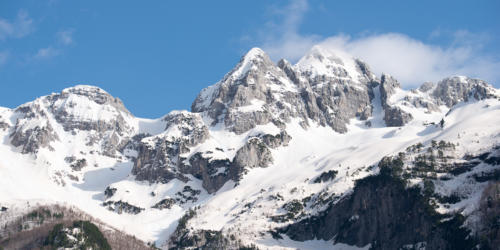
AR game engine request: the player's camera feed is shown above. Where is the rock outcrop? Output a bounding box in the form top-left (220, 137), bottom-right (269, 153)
top-left (432, 76), bottom-right (498, 107)
top-left (192, 46), bottom-right (377, 135)
top-left (132, 111), bottom-right (209, 184)
top-left (10, 104), bottom-right (60, 154)
top-left (379, 74), bottom-right (413, 127)
top-left (133, 115), bottom-right (291, 193)
top-left (8, 85), bottom-right (135, 156)
top-left (191, 48), bottom-right (286, 134)
top-left (284, 173), bottom-right (475, 250)
top-left (132, 47), bottom-right (500, 195)
top-left (295, 46), bottom-right (376, 132)
top-left (378, 75), bottom-right (499, 127)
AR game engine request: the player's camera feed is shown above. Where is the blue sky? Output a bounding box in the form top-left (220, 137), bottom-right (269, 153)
top-left (1, 0), bottom-right (499, 118)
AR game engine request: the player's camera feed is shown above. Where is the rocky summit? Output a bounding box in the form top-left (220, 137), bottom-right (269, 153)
top-left (0, 45), bottom-right (499, 249)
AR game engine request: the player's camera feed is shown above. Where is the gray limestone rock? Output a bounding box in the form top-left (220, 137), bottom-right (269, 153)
top-left (284, 173), bottom-right (470, 249)
top-left (191, 48), bottom-right (279, 133)
top-left (0, 115), bottom-right (8, 131)
top-left (233, 137), bottom-right (273, 170)
top-left (432, 76), bottom-right (497, 107)
top-left (379, 74), bottom-right (400, 105)
top-left (180, 131), bottom-right (290, 193)
top-left (419, 82), bottom-right (435, 92)
top-left (9, 85), bottom-right (135, 157)
top-left (260, 131), bottom-right (292, 149)
top-left (190, 48), bottom-right (311, 135)
top-left (292, 46), bottom-right (376, 133)
top-left (132, 112), bottom-right (209, 184)
top-left (379, 74), bottom-right (413, 126)
top-left (192, 47), bottom-right (377, 135)
top-left (57, 85), bottom-right (130, 113)
top-left (179, 154), bottom-right (231, 194)
top-left (10, 122), bottom-right (59, 154)
top-left (10, 104), bottom-right (59, 154)
top-left (0, 122), bottom-right (8, 130)
top-left (133, 120), bottom-right (290, 193)
top-left (50, 87), bottom-right (134, 156)
top-left (403, 95), bottom-right (440, 112)
top-left (383, 106), bottom-right (413, 127)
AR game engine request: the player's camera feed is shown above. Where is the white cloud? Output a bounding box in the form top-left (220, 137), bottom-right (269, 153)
top-left (30, 29), bottom-right (74, 61)
top-left (256, 0), bottom-right (500, 87)
top-left (318, 33), bottom-right (500, 87)
top-left (259, 0), bottom-right (321, 62)
top-left (0, 10), bottom-right (34, 40)
top-left (57, 29), bottom-right (74, 45)
top-left (33, 47), bottom-right (60, 60)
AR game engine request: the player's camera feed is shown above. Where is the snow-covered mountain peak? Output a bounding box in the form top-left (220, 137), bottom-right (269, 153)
top-left (191, 47), bottom-right (300, 133)
top-left (380, 73), bottom-right (402, 94)
top-left (243, 47), bottom-right (267, 61)
top-left (62, 84), bottom-right (109, 95)
top-left (2, 46), bottom-right (500, 250)
top-left (432, 76), bottom-right (499, 107)
top-left (59, 84), bottom-right (131, 114)
top-left (296, 45), bottom-right (367, 83)
top-left (3, 84), bottom-right (137, 157)
top-left (223, 47), bottom-right (274, 83)
top-left (190, 47), bottom-right (276, 114)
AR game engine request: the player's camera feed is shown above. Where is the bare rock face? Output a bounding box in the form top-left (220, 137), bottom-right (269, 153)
top-left (378, 75), bottom-right (498, 127)
top-left (132, 111), bottom-right (209, 184)
top-left (383, 106), bottom-right (413, 127)
top-left (192, 46), bottom-right (377, 134)
top-left (0, 122), bottom-right (8, 131)
top-left (191, 48), bottom-right (300, 134)
top-left (10, 103), bottom-right (60, 154)
top-left (233, 137), bottom-right (273, 169)
top-left (432, 76), bottom-right (498, 107)
top-left (49, 85), bottom-right (135, 156)
top-left (379, 74), bottom-right (400, 103)
top-left (134, 121), bottom-right (291, 193)
top-left (179, 154), bottom-right (232, 193)
top-left (8, 85), bottom-right (135, 156)
top-left (138, 46), bottom-right (381, 193)
top-left (49, 86), bottom-right (131, 132)
top-left (191, 49), bottom-right (274, 127)
top-left (379, 74), bottom-right (413, 127)
top-left (419, 82), bottom-right (435, 92)
top-left (296, 46), bottom-right (376, 132)
top-left (478, 181), bottom-right (500, 249)
top-left (402, 94), bottom-right (440, 112)
top-left (188, 130), bottom-right (290, 193)
top-left (0, 112), bottom-right (9, 131)
top-left (10, 122), bottom-right (59, 154)
top-left (284, 173), bottom-right (473, 250)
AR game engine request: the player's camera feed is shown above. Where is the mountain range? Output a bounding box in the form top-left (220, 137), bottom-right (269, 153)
top-left (0, 45), bottom-right (499, 249)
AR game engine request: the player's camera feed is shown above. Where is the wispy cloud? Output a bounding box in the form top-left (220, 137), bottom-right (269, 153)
top-left (318, 33), bottom-right (500, 87)
top-left (33, 47), bottom-right (60, 60)
top-left (57, 29), bottom-right (74, 45)
top-left (0, 51), bottom-right (9, 66)
top-left (0, 10), bottom-right (34, 40)
top-left (0, 10), bottom-right (75, 64)
top-left (31, 29), bottom-right (74, 61)
top-left (259, 0), bottom-right (320, 62)
top-left (254, 0), bottom-right (500, 87)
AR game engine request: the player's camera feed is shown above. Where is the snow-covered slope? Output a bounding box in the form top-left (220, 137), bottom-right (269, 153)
top-left (1, 45), bottom-right (499, 249)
